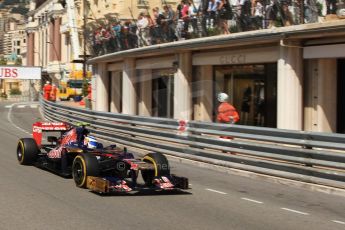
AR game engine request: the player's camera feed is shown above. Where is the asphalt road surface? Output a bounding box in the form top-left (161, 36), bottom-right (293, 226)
top-left (0, 101), bottom-right (344, 230)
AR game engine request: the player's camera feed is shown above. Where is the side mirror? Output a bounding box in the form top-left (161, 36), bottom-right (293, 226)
top-left (47, 136), bottom-right (58, 143)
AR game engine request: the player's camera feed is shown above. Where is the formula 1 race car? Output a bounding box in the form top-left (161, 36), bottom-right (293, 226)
top-left (16, 121), bottom-right (189, 194)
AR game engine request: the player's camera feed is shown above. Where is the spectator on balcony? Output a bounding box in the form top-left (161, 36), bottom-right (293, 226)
top-left (112, 21), bottom-right (123, 51)
top-left (152, 7), bottom-right (166, 44)
top-left (304, 0), bottom-right (319, 23)
top-left (318, 0), bottom-right (327, 17)
top-left (251, 0), bottom-right (264, 29)
top-left (163, 5), bottom-right (178, 42)
top-left (127, 20), bottom-right (138, 49)
top-left (177, 0), bottom-right (185, 19)
top-left (176, 0), bottom-right (189, 40)
top-left (218, 0), bottom-right (232, 34)
top-left (281, 1), bottom-right (294, 26)
top-left (206, 0), bottom-right (219, 29)
top-left (136, 12), bottom-right (151, 47)
top-left (188, 0), bottom-right (199, 35)
top-left (265, 0), bottom-right (277, 28)
top-left (121, 21), bottom-right (130, 50)
top-left (326, 0), bottom-right (337, 14)
top-left (103, 26), bottom-right (114, 53)
top-left (230, 0), bottom-right (242, 17)
top-left (94, 29), bottom-right (102, 55)
top-left (239, 0), bottom-right (252, 30)
top-left (181, 0), bottom-right (190, 38)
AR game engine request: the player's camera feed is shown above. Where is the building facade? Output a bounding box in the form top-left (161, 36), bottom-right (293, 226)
top-left (25, 0), bottom-right (65, 83)
top-left (0, 11), bottom-right (27, 96)
top-left (23, 0), bottom-right (345, 133)
top-left (25, 0), bottom-right (178, 84)
top-left (89, 20), bottom-right (345, 133)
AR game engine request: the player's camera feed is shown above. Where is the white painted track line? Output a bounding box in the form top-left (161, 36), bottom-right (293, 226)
top-left (241, 198), bottom-right (263, 204)
top-left (17, 105), bottom-right (26, 108)
top-left (331, 220), bottom-right (345, 225)
top-left (7, 103), bottom-right (33, 135)
top-left (30, 105), bottom-right (38, 108)
top-left (205, 188), bottom-right (227, 195)
top-left (281, 208), bottom-right (309, 215)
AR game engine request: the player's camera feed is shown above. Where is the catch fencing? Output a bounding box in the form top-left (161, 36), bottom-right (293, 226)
top-left (41, 99), bottom-right (345, 189)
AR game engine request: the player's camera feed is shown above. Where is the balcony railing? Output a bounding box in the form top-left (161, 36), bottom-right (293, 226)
top-left (86, 0), bottom-right (345, 57)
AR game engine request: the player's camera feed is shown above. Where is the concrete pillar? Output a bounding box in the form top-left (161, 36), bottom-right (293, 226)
top-left (33, 30), bottom-right (38, 66)
top-left (41, 29), bottom-right (48, 66)
top-left (122, 58), bottom-right (137, 115)
top-left (53, 17), bottom-right (61, 61)
top-left (174, 52), bottom-right (192, 120)
top-left (45, 28), bottom-right (48, 66)
top-left (94, 63), bottom-right (109, 112)
top-left (49, 20), bottom-right (54, 62)
top-left (316, 59), bottom-right (337, 132)
top-left (139, 69), bottom-right (152, 116)
top-left (303, 59), bottom-right (316, 132)
top-left (27, 32), bottom-right (34, 66)
top-left (110, 71), bottom-right (121, 113)
top-left (277, 41), bottom-right (303, 130)
top-left (61, 33), bottom-right (66, 63)
top-left (194, 65), bottom-right (213, 121)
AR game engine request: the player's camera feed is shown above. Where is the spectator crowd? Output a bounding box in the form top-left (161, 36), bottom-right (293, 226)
top-left (90, 0), bottom-right (338, 55)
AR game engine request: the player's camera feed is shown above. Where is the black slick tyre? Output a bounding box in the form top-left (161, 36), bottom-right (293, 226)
top-left (142, 152), bottom-right (170, 186)
top-left (17, 138), bottom-right (39, 165)
top-left (72, 153), bottom-right (100, 188)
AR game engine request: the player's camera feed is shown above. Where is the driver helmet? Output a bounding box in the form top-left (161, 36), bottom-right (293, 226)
top-left (84, 136), bottom-right (98, 149)
top-left (217, 92), bottom-right (229, 102)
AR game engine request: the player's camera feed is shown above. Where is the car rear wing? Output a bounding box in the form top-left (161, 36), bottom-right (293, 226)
top-left (33, 122), bottom-right (70, 146)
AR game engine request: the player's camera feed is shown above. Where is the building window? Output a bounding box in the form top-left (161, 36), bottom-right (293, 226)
top-left (138, 0), bottom-right (148, 5)
top-left (152, 69), bottom-right (174, 118)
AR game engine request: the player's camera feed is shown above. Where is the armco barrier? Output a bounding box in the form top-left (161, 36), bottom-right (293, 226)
top-left (41, 99), bottom-right (345, 189)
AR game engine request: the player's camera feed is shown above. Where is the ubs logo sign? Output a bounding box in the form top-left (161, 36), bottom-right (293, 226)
top-left (219, 54), bottom-right (246, 64)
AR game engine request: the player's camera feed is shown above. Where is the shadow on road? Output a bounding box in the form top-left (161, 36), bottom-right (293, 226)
top-left (92, 189), bottom-right (192, 197)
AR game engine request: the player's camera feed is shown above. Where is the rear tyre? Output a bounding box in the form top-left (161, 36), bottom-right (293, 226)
top-left (72, 153), bottom-right (100, 188)
top-left (142, 152), bottom-right (170, 186)
top-left (17, 138), bottom-right (39, 165)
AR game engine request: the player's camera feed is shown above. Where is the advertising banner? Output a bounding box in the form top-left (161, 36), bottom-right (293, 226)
top-left (0, 66), bottom-right (42, 80)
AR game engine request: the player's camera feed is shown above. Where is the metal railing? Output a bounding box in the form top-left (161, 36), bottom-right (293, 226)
top-left (88, 1), bottom-right (345, 56)
top-left (41, 99), bottom-right (345, 189)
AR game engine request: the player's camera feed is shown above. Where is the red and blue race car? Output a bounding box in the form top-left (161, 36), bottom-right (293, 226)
top-left (16, 121), bottom-right (189, 194)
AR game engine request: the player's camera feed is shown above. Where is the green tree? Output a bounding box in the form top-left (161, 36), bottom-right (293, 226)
top-left (0, 57), bottom-right (7, 65)
top-left (10, 88), bottom-right (22, 95)
top-left (15, 57), bottom-right (22, 65)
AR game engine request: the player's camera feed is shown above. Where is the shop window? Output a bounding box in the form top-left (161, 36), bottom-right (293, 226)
top-left (152, 69), bottom-right (174, 118)
top-left (214, 64), bottom-right (277, 127)
top-left (337, 59), bottom-right (345, 133)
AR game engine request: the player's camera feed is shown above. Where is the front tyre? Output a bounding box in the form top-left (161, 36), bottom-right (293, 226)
top-left (17, 138), bottom-right (39, 165)
top-left (72, 153), bottom-right (100, 188)
top-left (142, 152), bottom-right (170, 186)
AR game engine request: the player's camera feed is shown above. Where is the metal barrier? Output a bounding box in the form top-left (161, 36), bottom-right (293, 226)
top-left (41, 99), bottom-right (345, 189)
